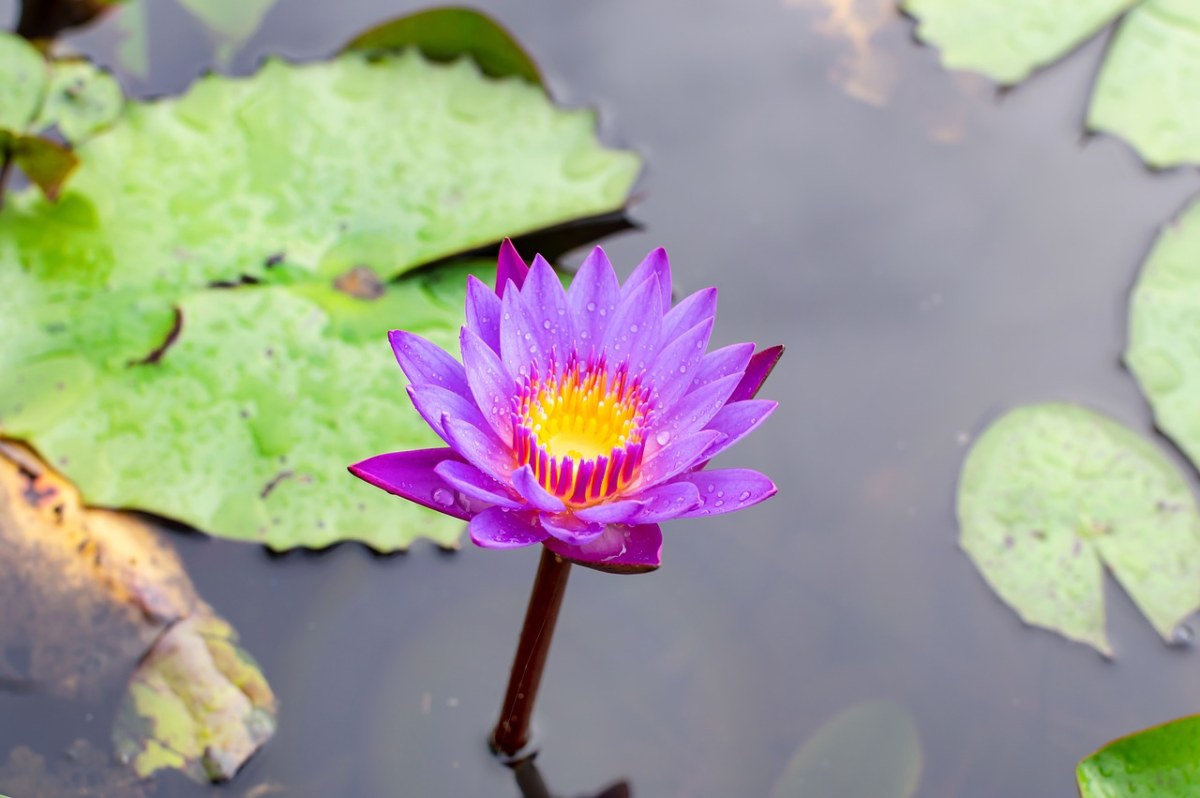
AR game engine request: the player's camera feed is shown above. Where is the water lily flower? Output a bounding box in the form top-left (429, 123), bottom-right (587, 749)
top-left (349, 241), bottom-right (780, 573)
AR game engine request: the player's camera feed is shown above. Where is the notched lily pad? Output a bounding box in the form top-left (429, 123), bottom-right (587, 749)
top-left (958, 404), bottom-right (1200, 655)
top-left (1078, 714), bottom-right (1200, 797)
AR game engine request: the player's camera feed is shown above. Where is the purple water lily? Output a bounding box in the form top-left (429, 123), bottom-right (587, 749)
top-left (349, 241), bottom-right (780, 573)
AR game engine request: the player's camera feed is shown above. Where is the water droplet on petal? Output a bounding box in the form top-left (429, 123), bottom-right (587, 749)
top-left (738, 490), bottom-right (751, 501)
top-left (543, 320), bottom-right (552, 329)
top-left (707, 484), bottom-right (715, 493)
top-left (1173, 623), bottom-right (1195, 646)
top-left (586, 302), bottom-right (596, 312)
top-left (599, 308), bottom-right (607, 317)
top-left (714, 499), bottom-right (724, 507)
top-left (432, 489), bottom-right (454, 507)
top-left (679, 364), bottom-right (687, 374)
top-left (630, 323), bottom-right (638, 333)
top-left (716, 490), bottom-right (725, 498)
top-left (656, 431), bottom-right (671, 446)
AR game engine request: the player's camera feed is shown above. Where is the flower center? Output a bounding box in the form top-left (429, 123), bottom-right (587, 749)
top-left (513, 355), bottom-right (650, 506)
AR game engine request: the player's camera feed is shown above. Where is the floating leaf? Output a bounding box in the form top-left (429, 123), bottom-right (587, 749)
top-left (769, 700), bottom-right (922, 798)
top-left (113, 612), bottom-right (276, 782)
top-left (0, 50), bottom-right (639, 551)
top-left (177, 0), bottom-right (278, 64)
top-left (1088, 0), bottom-right (1200, 167)
top-left (345, 7), bottom-right (543, 85)
top-left (31, 59), bottom-right (124, 143)
top-left (3, 132), bottom-right (79, 200)
top-left (0, 31), bottom-right (48, 131)
top-left (958, 404), bottom-right (1200, 655)
top-left (901, 0), bottom-right (1136, 85)
top-left (1077, 715), bottom-right (1200, 796)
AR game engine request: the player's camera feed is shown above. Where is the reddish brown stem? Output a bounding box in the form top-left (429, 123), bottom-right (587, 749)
top-left (491, 547), bottom-right (572, 760)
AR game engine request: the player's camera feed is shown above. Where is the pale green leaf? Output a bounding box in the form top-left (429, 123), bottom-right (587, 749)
top-left (32, 59), bottom-right (124, 143)
top-left (1078, 715), bottom-right (1200, 797)
top-left (901, 0), bottom-right (1137, 85)
top-left (0, 32), bottom-right (48, 131)
top-left (0, 50), bottom-right (640, 551)
top-left (1088, 0), bottom-right (1200, 168)
top-left (177, 0), bottom-right (278, 65)
top-left (958, 404), bottom-right (1200, 654)
top-left (770, 701), bottom-right (922, 798)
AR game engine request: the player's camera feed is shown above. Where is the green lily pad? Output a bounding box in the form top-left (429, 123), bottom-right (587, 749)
top-left (1088, 0), bottom-right (1200, 168)
top-left (1078, 715), bottom-right (1200, 796)
top-left (31, 59), bottom-right (124, 143)
top-left (901, 0), bottom-right (1137, 85)
top-left (769, 700), bottom-right (922, 798)
top-left (113, 612), bottom-right (276, 782)
top-left (958, 404), bottom-right (1200, 655)
top-left (1, 132), bottom-right (78, 200)
top-left (0, 32), bottom-right (47, 131)
top-left (345, 7), bottom-right (543, 85)
top-left (0, 50), bottom-right (639, 551)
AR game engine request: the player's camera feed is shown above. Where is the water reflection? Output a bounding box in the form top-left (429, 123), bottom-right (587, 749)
top-left (513, 758), bottom-right (630, 798)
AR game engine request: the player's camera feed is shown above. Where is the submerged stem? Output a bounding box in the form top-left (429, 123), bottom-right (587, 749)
top-left (491, 546), bottom-right (572, 760)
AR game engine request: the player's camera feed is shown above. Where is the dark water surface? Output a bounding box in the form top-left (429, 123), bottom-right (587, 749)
top-left (4, 1), bottom-right (1200, 796)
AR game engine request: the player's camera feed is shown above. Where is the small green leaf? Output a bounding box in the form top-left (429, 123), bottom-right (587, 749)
top-left (177, 0), bottom-right (278, 65)
top-left (901, 0), bottom-right (1138, 85)
top-left (345, 7), bottom-right (543, 85)
top-left (958, 404), bottom-right (1200, 655)
top-left (32, 59), bottom-right (124, 143)
top-left (9, 134), bottom-right (79, 200)
top-left (1078, 715), bottom-right (1200, 796)
top-left (112, 612), bottom-right (276, 782)
top-left (1088, 0), bottom-right (1200, 168)
top-left (770, 701), bottom-right (922, 798)
top-left (0, 32), bottom-right (48, 130)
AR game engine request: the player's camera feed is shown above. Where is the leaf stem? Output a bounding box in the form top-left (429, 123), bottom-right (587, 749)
top-left (0, 154), bottom-right (14, 211)
top-left (491, 546), bottom-right (572, 761)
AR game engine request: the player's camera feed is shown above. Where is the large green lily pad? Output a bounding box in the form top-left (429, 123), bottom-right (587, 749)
top-left (958, 404), bottom-right (1200, 655)
top-left (1129, 199), bottom-right (1200, 476)
top-left (0, 32), bottom-right (47, 130)
top-left (0, 50), bottom-right (640, 551)
top-left (1078, 715), bottom-right (1200, 796)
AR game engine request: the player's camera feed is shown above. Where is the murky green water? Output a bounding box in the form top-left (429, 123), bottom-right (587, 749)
top-left (4, 1), bottom-right (1200, 795)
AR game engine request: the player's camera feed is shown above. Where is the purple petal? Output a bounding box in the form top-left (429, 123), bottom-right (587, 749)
top-left (460, 326), bottom-right (517, 445)
top-left (495, 239), bottom-right (529, 298)
top-left (499, 282), bottom-right (556, 378)
top-left (639, 429), bottom-right (722, 486)
top-left (729, 345), bottom-right (784, 402)
top-left (601, 274), bottom-right (662, 371)
top-left (671, 469), bottom-right (777, 518)
top-left (465, 275), bottom-right (502, 352)
top-left (407, 384), bottom-right (488, 444)
top-left (470, 507), bottom-right (547, 549)
top-left (644, 373), bottom-right (740, 458)
top-left (628, 482), bottom-right (702, 523)
top-left (540, 512), bottom-right (606, 545)
top-left (512, 465), bottom-right (566, 512)
top-left (522, 254), bottom-right (573, 360)
top-left (348, 448), bottom-right (476, 520)
top-left (661, 287), bottom-right (716, 344)
top-left (388, 330), bottom-right (470, 397)
top-left (434, 460), bottom-right (522, 509)
top-left (645, 317), bottom-right (714, 409)
top-left (574, 500), bottom-right (643, 524)
top-left (700, 399), bottom-right (778, 461)
top-left (544, 523), bottom-right (663, 575)
top-left (566, 247), bottom-right (621, 357)
top-left (691, 343), bottom-right (755, 391)
top-left (443, 417), bottom-right (516, 480)
top-left (622, 247), bottom-right (672, 310)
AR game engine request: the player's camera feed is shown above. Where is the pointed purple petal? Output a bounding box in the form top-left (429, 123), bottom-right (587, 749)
top-left (540, 512), bottom-right (606, 545)
top-left (661, 287), bottom-right (716, 344)
top-left (574, 500), bottom-right (642, 524)
top-left (470, 506), bottom-right (547, 549)
top-left (700, 399), bottom-right (778, 461)
top-left (729, 345), bottom-right (784, 402)
top-left (691, 343), bottom-right (755, 391)
top-left (495, 239), bottom-right (529, 298)
top-left (460, 326), bottom-right (517, 445)
top-left (645, 317), bottom-right (714, 409)
top-left (348, 448), bottom-right (476, 520)
top-left (566, 247), bottom-right (621, 358)
top-left (672, 469), bottom-right (777, 518)
top-left (644, 373), bottom-right (740, 458)
top-left (511, 465), bottom-right (566, 512)
top-left (465, 275), bottom-right (502, 352)
top-left (388, 330), bottom-right (470, 397)
top-left (522, 254), bottom-right (573, 360)
top-left (407, 384), bottom-right (488, 444)
top-left (544, 523), bottom-right (663, 574)
top-left (628, 481), bottom-right (702, 523)
top-left (601, 274), bottom-right (662, 372)
top-left (443, 417), bottom-right (516, 480)
top-left (639, 429), bottom-right (723, 485)
top-left (622, 247), bottom-right (672, 309)
top-left (434, 460), bottom-right (522, 509)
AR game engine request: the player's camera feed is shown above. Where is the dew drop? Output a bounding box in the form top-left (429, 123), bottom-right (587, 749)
top-left (630, 323), bottom-right (639, 333)
top-left (679, 364), bottom-right (687, 374)
top-left (714, 499), bottom-right (724, 507)
top-left (503, 312), bottom-right (511, 320)
top-left (529, 345), bottom-right (538, 353)
top-left (586, 302), bottom-right (597, 312)
top-left (706, 484), bottom-right (715, 493)
top-left (738, 490), bottom-right (751, 501)
top-left (432, 489), bottom-right (454, 507)
top-left (523, 332), bottom-right (532, 341)
top-left (543, 320), bottom-right (552, 329)
top-left (581, 331), bottom-right (590, 339)
top-left (716, 490), bottom-right (725, 498)
top-left (599, 308), bottom-right (607, 317)
top-left (655, 431), bottom-right (671, 446)
top-left (1173, 623), bottom-right (1195, 647)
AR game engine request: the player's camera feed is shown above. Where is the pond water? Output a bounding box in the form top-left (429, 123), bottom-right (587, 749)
top-left (4, 0), bottom-right (1200, 796)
